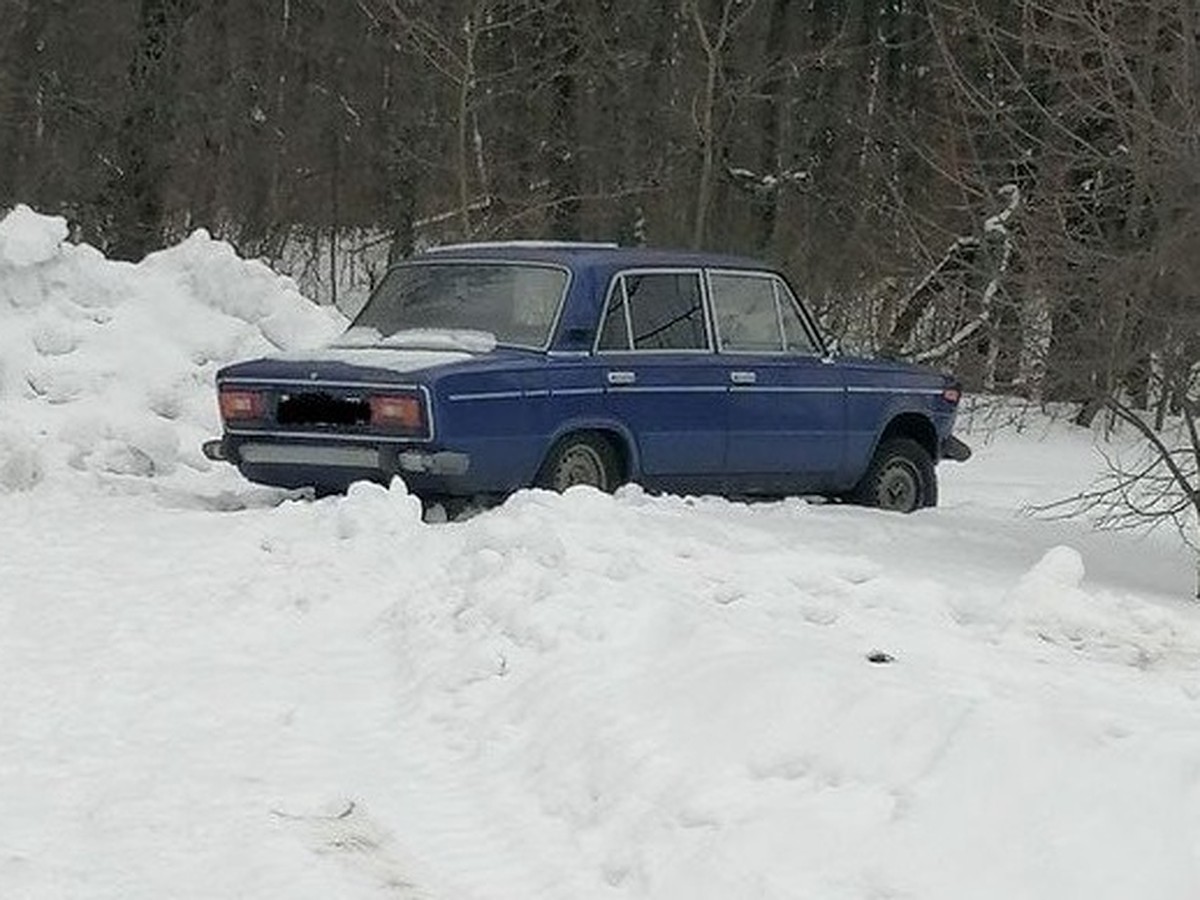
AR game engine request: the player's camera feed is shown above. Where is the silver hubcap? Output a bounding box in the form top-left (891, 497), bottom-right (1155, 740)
top-left (877, 460), bottom-right (920, 512)
top-left (553, 444), bottom-right (608, 492)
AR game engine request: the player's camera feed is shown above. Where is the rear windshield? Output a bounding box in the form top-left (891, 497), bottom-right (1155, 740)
top-left (352, 262), bottom-right (568, 348)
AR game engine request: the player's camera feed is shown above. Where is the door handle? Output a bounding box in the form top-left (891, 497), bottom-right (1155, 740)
top-left (729, 370), bottom-right (757, 385)
top-left (606, 370), bottom-right (637, 386)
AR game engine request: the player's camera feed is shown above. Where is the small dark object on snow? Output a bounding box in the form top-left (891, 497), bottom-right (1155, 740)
top-left (866, 651), bottom-right (895, 664)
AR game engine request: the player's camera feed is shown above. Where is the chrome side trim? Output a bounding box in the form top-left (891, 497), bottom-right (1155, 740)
top-left (446, 386), bottom-right (608, 402)
top-left (607, 385), bottom-right (727, 394)
top-left (729, 385), bottom-right (844, 394)
top-left (847, 386), bottom-right (945, 396)
top-left (447, 390), bottom-right (524, 402)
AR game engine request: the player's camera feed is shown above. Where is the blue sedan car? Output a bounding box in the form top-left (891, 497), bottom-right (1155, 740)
top-left (203, 242), bottom-right (969, 512)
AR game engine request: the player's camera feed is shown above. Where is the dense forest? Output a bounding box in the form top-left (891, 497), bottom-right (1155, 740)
top-left (1, 0), bottom-right (1198, 423)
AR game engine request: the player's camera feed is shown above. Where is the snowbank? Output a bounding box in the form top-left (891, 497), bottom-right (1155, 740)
top-left (3, 475), bottom-right (1198, 900)
top-left (0, 205), bottom-right (343, 492)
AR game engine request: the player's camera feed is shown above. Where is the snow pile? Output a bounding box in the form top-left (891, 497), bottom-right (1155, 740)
top-left (0, 203), bottom-right (69, 267)
top-left (0, 205), bottom-right (343, 492)
top-left (1008, 545), bottom-right (1197, 667)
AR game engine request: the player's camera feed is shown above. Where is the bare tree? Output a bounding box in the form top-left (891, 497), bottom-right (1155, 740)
top-left (682, 0), bottom-right (756, 248)
top-left (366, 0), bottom-right (506, 240)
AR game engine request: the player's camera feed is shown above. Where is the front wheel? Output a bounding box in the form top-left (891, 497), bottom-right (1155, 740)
top-left (850, 437), bottom-right (936, 513)
top-left (535, 432), bottom-right (622, 493)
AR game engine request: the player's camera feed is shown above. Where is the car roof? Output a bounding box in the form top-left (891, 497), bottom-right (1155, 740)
top-left (410, 241), bottom-right (772, 272)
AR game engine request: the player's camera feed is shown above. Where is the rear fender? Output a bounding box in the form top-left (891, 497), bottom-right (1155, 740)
top-left (539, 417), bottom-right (641, 483)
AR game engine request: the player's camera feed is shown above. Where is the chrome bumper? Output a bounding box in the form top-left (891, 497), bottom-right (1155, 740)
top-left (201, 438), bottom-right (470, 476)
top-left (201, 438), bottom-right (228, 462)
top-left (239, 443), bottom-right (381, 468)
top-left (395, 450), bottom-right (470, 475)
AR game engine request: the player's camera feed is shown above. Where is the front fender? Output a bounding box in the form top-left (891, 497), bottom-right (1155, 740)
top-left (846, 393), bottom-right (946, 485)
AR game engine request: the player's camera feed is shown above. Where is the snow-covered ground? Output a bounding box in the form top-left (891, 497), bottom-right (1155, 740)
top-left (1, 207), bottom-right (1198, 900)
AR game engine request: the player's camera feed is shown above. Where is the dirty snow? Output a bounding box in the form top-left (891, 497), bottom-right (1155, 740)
top-left (1, 207), bottom-right (1198, 900)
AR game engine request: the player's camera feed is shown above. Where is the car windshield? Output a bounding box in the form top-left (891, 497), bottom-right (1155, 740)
top-left (351, 262), bottom-right (568, 348)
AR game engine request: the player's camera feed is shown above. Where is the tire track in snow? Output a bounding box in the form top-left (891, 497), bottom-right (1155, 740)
top-left (371, 706), bottom-right (608, 900)
top-left (274, 801), bottom-right (438, 898)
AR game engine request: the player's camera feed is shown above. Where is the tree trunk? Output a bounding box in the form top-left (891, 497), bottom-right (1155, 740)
top-left (0, 0), bottom-right (55, 206)
top-left (455, 9), bottom-right (477, 240)
top-left (751, 0), bottom-right (791, 254)
top-left (1194, 507), bottom-right (1199, 601)
top-left (548, 6), bottom-right (581, 240)
top-left (106, 0), bottom-right (188, 261)
top-left (193, 0), bottom-right (230, 231)
top-left (692, 35), bottom-right (718, 249)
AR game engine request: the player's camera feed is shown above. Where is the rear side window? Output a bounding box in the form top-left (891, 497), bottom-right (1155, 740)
top-left (709, 271), bottom-right (819, 355)
top-left (597, 272), bottom-right (709, 351)
top-left (597, 283), bottom-right (630, 350)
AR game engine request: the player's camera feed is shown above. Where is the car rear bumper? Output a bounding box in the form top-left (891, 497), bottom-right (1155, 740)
top-left (202, 436), bottom-right (470, 486)
top-left (202, 438), bottom-right (230, 462)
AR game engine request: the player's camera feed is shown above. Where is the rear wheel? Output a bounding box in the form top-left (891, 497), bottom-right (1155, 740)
top-left (536, 432), bottom-right (621, 493)
top-left (850, 437), bottom-right (936, 513)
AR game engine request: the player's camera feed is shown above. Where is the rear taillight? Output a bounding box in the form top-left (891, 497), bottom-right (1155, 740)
top-left (219, 389), bottom-right (265, 421)
top-left (942, 386), bottom-right (962, 404)
top-left (369, 394), bottom-right (424, 432)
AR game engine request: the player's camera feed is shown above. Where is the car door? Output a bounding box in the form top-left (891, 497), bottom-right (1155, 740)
top-left (594, 269), bottom-right (726, 482)
top-left (707, 270), bottom-right (847, 493)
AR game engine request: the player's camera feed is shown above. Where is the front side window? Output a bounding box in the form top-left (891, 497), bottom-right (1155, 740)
top-left (709, 273), bottom-right (784, 352)
top-left (352, 262), bottom-right (568, 347)
top-left (709, 271), bottom-right (820, 355)
top-left (597, 271), bottom-right (709, 351)
top-left (775, 279), bottom-right (820, 354)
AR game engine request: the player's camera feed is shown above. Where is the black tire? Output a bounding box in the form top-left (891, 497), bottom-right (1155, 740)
top-left (535, 432), bottom-right (621, 493)
top-left (850, 437), bottom-right (936, 513)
